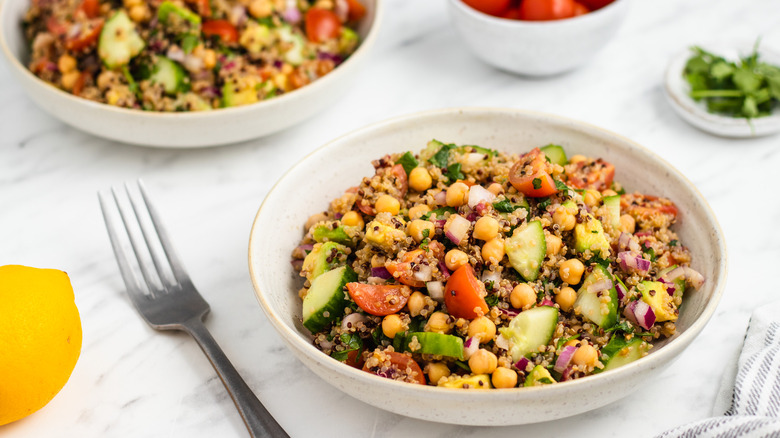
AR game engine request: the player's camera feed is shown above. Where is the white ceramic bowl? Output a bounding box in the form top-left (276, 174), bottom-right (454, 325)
top-left (248, 107), bottom-right (727, 425)
top-left (0, 0), bottom-right (382, 147)
top-left (446, 0), bottom-right (629, 76)
top-left (664, 43), bottom-right (780, 138)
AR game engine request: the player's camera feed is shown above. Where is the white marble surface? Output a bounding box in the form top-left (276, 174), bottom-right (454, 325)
top-left (2, 0), bottom-right (780, 436)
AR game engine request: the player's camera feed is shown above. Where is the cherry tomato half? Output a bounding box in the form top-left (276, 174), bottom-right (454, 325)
top-left (305, 7), bottom-right (341, 43)
top-left (65, 19), bottom-right (104, 51)
top-left (508, 148), bottom-right (559, 197)
top-left (519, 0), bottom-right (576, 21)
top-left (579, 0), bottom-right (613, 11)
top-left (462, 0), bottom-right (511, 16)
top-left (362, 351), bottom-right (426, 385)
top-left (76, 0), bottom-right (100, 19)
top-left (573, 1), bottom-right (590, 15)
top-left (346, 283), bottom-right (411, 316)
top-left (202, 20), bottom-right (238, 43)
top-left (444, 265), bottom-right (488, 320)
top-left (345, 0), bottom-right (366, 21)
top-left (563, 157), bottom-right (615, 191)
top-left (386, 249), bottom-right (427, 288)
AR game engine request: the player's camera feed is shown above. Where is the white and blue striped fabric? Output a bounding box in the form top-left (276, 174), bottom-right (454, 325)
top-left (657, 302), bottom-right (780, 438)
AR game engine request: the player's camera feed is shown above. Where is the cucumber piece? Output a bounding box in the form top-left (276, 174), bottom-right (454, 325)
top-left (149, 56), bottom-right (187, 94)
top-left (523, 365), bottom-right (556, 386)
top-left (499, 306), bottom-right (559, 362)
top-left (639, 281), bottom-right (677, 322)
top-left (540, 144), bottom-right (567, 166)
top-left (405, 332), bottom-right (464, 360)
top-left (504, 220), bottom-right (546, 281)
top-left (301, 241), bottom-right (349, 281)
top-left (221, 77), bottom-right (259, 107)
top-left (574, 214), bottom-right (610, 257)
top-left (419, 139), bottom-right (445, 162)
top-left (98, 11), bottom-right (145, 69)
top-left (440, 374), bottom-right (492, 389)
top-left (337, 26), bottom-right (359, 54)
top-left (602, 195), bottom-right (621, 230)
top-left (302, 265), bottom-right (356, 333)
top-left (157, 1), bottom-right (201, 27)
top-left (276, 26), bottom-right (307, 66)
top-left (599, 335), bottom-right (649, 372)
top-left (312, 225), bottom-right (354, 246)
top-left (574, 265), bottom-right (618, 329)
top-left (239, 21), bottom-right (272, 54)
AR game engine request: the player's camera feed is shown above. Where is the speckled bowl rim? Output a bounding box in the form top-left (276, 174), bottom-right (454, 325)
top-left (248, 107), bottom-right (727, 401)
top-left (448, 0), bottom-right (625, 28)
top-left (0, 0), bottom-right (384, 120)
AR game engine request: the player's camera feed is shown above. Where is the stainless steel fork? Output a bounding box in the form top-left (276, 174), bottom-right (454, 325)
top-left (98, 181), bottom-right (289, 438)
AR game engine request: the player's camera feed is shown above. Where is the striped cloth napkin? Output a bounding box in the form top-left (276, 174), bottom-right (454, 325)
top-left (657, 301), bottom-right (780, 438)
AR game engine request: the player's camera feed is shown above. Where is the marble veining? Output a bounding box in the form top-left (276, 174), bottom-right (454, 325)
top-left (2, 0), bottom-right (780, 436)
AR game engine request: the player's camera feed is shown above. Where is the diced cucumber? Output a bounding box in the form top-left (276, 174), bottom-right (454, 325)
top-left (574, 265), bottom-right (618, 329)
top-left (523, 365), bottom-right (556, 386)
top-left (574, 214), bottom-right (610, 257)
top-left (149, 56), bottom-right (187, 94)
top-left (504, 220), bottom-right (546, 282)
top-left (301, 241), bottom-right (349, 281)
top-left (157, 1), bottom-right (201, 27)
top-left (313, 225), bottom-right (354, 246)
top-left (602, 195), bottom-right (621, 230)
top-left (239, 21), bottom-right (272, 54)
top-left (404, 332), bottom-right (464, 360)
top-left (599, 335), bottom-right (649, 372)
top-left (338, 26), bottom-right (359, 54)
top-left (276, 26), bottom-right (307, 66)
top-left (498, 306), bottom-right (559, 362)
top-left (639, 281), bottom-right (677, 322)
top-left (98, 11), bottom-right (145, 69)
top-left (540, 144), bottom-right (567, 166)
top-left (419, 139), bottom-right (445, 162)
top-left (440, 374), bottom-right (491, 389)
top-left (221, 77), bottom-right (259, 107)
top-left (302, 265), bottom-right (356, 333)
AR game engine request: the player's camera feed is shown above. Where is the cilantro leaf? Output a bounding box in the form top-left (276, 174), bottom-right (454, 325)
top-left (421, 207), bottom-right (457, 221)
top-left (493, 199), bottom-right (521, 213)
top-left (396, 152), bottom-right (418, 176)
top-left (445, 163), bottom-right (464, 182)
top-left (428, 143), bottom-right (454, 168)
top-left (532, 178), bottom-right (542, 190)
top-left (331, 333), bottom-right (363, 361)
top-left (485, 294), bottom-right (499, 306)
top-left (554, 179), bottom-right (569, 192)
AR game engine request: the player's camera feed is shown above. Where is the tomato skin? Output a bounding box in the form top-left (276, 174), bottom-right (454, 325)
top-left (305, 8), bottom-right (341, 43)
top-left (579, 0), bottom-right (613, 10)
top-left (77, 0), bottom-right (100, 19)
top-left (346, 283), bottom-right (411, 316)
top-left (444, 265), bottom-right (488, 320)
top-left (563, 158), bottom-right (615, 191)
top-left (620, 194), bottom-right (679, 219)
top-left (195, 0), bottom-right (212, 18)
top-left (202, 20), bottom-right (238, 43)
top-left (462, 0), bottom-right (511, 16)
top-left (390, 164), bottom-right (408, 197)
top-left (72, 71), bottom-right (90, 96)
top-left (46, 16), bottom-right (68, 36)
top-left (500, 7), bottom-right (522, 19)
top-left (345, 349), bottom-right (365, 368)
top-left (386, 249), bottom-right (426, 288)
top-left (508, 148), bottom-right (559, 198)
top-left (573, 1), bottom-right (590, 15)
top-left (363, 351), bottom-right (426, 385)
top-left (519, 0), bottom-right (576, 21)
top-left (65, 19), bottom-right (104, 51)
top-left (345, 0), bottom-right (366, 21)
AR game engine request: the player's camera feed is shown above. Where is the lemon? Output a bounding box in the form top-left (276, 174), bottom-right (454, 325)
top-left (0, 265), bottom-right (82, 426)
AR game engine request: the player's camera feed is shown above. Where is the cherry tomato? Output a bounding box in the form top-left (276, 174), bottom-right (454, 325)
top-left (345, 349), bottom-right (365, 368)
top-left (500, 7), bottom-right (522, 19)
top-left (46, 16), bottom-right (68, 36)
top-left (72, 71), bottom-right (91, 96)
top-left (579, 0), bottom-right (613, 11)
top-left (563, 157), bottom-right (615, 191)
top-left (620, 194), bottom-right (679, 221)
top-left (386, 249), bottom-right (427, 288)
top-left (508, 148), bottom-right (559, 197)
top-left (76, 0), bottom-right (100, 19)
top-left (65, 19), bottom-right (104, 51)
top-left (462, 0), bottom-right (511, 16)
top-left (363, 351), bottom-right (426, 385)
top-left (305, 8), bottom-right (341, 43)
top-left (390, 164), bottom-right (408, 197)
top-left (346, 283), bottom-right (411, 316)
top-left (573, 1), bottom-right (590, 15)
top-left (519, 0), bottom-right (576, 21)
top-left (195, 0), bottom-right (212, 18)
top-left (444, 265), bottom-right (488, 320)
top-left (345, 0), bottom-right (366, 21)
top-left (202, 20), bottom-right (238, 43)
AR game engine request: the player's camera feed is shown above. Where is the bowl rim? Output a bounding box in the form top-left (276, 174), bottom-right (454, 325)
top-left (447, 0), bottom-right (625, 27)
top-left (248, 106), bottom-right (728, 398)
top-left (0, 0), bottom-right (384, 119)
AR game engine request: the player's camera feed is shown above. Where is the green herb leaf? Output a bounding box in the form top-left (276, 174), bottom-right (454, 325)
top-left (445, 163), bottom-right (464, 182)
top-left (537, 197), bottom-right (552, 210)
top-left (421, 207), bottom-right (457, 221)
top-left (554, 180), bottom-right (569, 192)
top-left (493, 199), bottom-right (520, 213)
top-left (428, 143), bottom-right (454, 168)
top-left (532, 178), bottom-right (542, 190)
top-left (396, 151), bottom-right (419, 176)
top-left (669, 239), bottom-right (679, 247)
top-left (485, 294), bottom-right (499, 306)
top-left (181, 34), bottom-right (199, 54)
top-left (331, 332), bottom-right (363, 361)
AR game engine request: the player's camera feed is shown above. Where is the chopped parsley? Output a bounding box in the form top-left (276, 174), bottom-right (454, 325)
top-left (493, 199), bottom-right (523, 213)
top-left (642, 242), bottom-right (657, 262)
top-left (554, 179), bottom-right (569, 192)
top-left (537, 197), bottom-right (552, 210)
top-left (421, 206), bottom-right (456, 221)
top-left (331, 333), bottom-right (363, 361)
top-left (396, 151), bottom-right (419, 176)
top-left (445, 162), bottom-right (465, 182)
top-left (485, 294), bottom-right (499, 306)
top-left (428, 142), bottom-right (454, 168)
top-left (532, 178), bottom-right (542, 190)
top-left (669, 239), bottom-right (679, 247)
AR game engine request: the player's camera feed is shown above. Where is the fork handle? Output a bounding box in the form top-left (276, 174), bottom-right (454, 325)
top-left (182, 318), bottom-right (290, 438)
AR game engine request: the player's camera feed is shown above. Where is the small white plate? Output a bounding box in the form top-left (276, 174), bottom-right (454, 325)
top-left (664, 43), bottom-right (780, 138)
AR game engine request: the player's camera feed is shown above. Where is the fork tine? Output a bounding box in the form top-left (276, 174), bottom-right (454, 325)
top-left (98, 191), bottom-right (149, 306)
top-left (137, 180), bottom-right (191, 285)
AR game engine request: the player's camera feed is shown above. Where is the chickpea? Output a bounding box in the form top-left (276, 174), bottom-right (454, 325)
top-left (57, 54), bottom-right (77, 74)
top-left (425, 311), bottom-right (453, 334)
top-left (128, 4), bottom-right (149, 22)
top-left (583, 190), bottom-right (602, 208)
top-left (407, 291), bottom-right (426, 317)
top-left (446, 182), bottom-right (469, 207)
top-left (60, 71), bottom-right (81, 91)
top-left (408, 204), bottom-right (430, 220)
top-left (382, 314), bottom-right (405, 339)
top-left (469, 349), bottom-right (498, 374)
top-left (481, 238), bottom-right (505, 264)
top-left (427, 362), bottom-right (451, 385)
top-left (342, 211), bottom-right (364, 229)
top-left (445, 249), bottom-right (469, 271)
top-left (569, 154), bottom-right (587, 164)
top-left (273, 73), bottom-right (289, 92)
top-left (96, 71), bottom-right (116, 91)
top-left (473, 217), bottom-right (499, 241)
top-left (487, 183), bottom-right (503, 196)
top-left (510, 283), bottom-right (536, 309)
top-left (467, 316), bottom-right (496, 343)
top-left (552, 206), bottom-right (576, 231)
top-left (559, 259), bottom-right (585, 285)
top-left (602, 189), bottom-right (618, 197)
top-left (556, 286), bottom-right (577, 312)
top-left (619, 214), bottom-right (636, 234)
top-left (375, 195), bottom-right (400, 215)
top-left (249, 0), bottom-right (273, 18)
top-left (407, 219), bottom-right (435, 243)
top-left (545, 233), bottom-right (562, 256)
top-left (304, 212), bottom-right (327, 231)
top-left (491, 367), bottom-right (518, 389)
top-left (409, 167), bottom-right (432, 192)
top-left (572, 343), bottom-right (599, 368)
top-left (201, 49), bottom-right (217, 70)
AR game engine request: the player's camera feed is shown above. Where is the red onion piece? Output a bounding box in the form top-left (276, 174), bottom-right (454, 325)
top-left (229, 4), bottom-right (247, 26)
top-left (554, 346), bottom-right (577, 373)
top-left (540, 298), bottom-right (554, 307)
top-left (683, 267), bottom-right (705, 289)
top-left (664, 266), bottom-right (685, 282)
top-left (371, 267), bottom-right (392, 279)
top-left (433, 191), bottom-right (447, 205)
top-left (624, 300), bottom-right (656, 330)
top-left (587, 278), bottom-right (613, 294)
top-left (438, 261), bottom-right (451, 279)
top-left (426, 281), bottom-right (444, 302)
top-left (561, 366), bottom-right (574, 381)
top-left (413, 264), bottom-right (433, 283)
top-left (445, 214), bottom-right (471, 245)
top-left (474, 201), bottom-right (489, 216)
top-left (282, 0), bottom-right (301, 23)
top-left (514, 357), bottom-right (530, 372)
top-left (618, 233), bottom-right (631, 251)
top-left (615, 281), bottom-right (627, 302)
top-left (341, 312), bottom-right (367, 331)
top-left (481, 270), bottom-right (501, 286)
top-left (290, 259), bottom-right (303, 270)
top-left (464, 336), bottom-right (479, 360)
top-left (618, 252), bottom-right (650, 274)
top-left (297, 243), bottom-right (314, 252)
top-left (499, 308), bottom-right (519, 318)
top-left (334, 0), bottom-right (348, 21)
top-left (467, 185), bottom-right (495, 209)
top-left (166, 46), bottom-right (185, 63)
top-left (495, 334), bottom-right (510, 350)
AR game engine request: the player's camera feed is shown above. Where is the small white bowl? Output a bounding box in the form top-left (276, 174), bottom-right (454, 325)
top-left (248, 107), bottom-right (727, 426)
top-left (664, 43), bottom-right (780, 138)
top-left (0, 0), bottom-right (382, 147)
top-left (446, 0), bottom-right (629, 76)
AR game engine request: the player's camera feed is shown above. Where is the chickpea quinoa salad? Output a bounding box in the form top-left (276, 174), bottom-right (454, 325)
top-left (23, 0), bottom-right (365, 111)
top-left (291, 140), bottom-right (705, 389)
